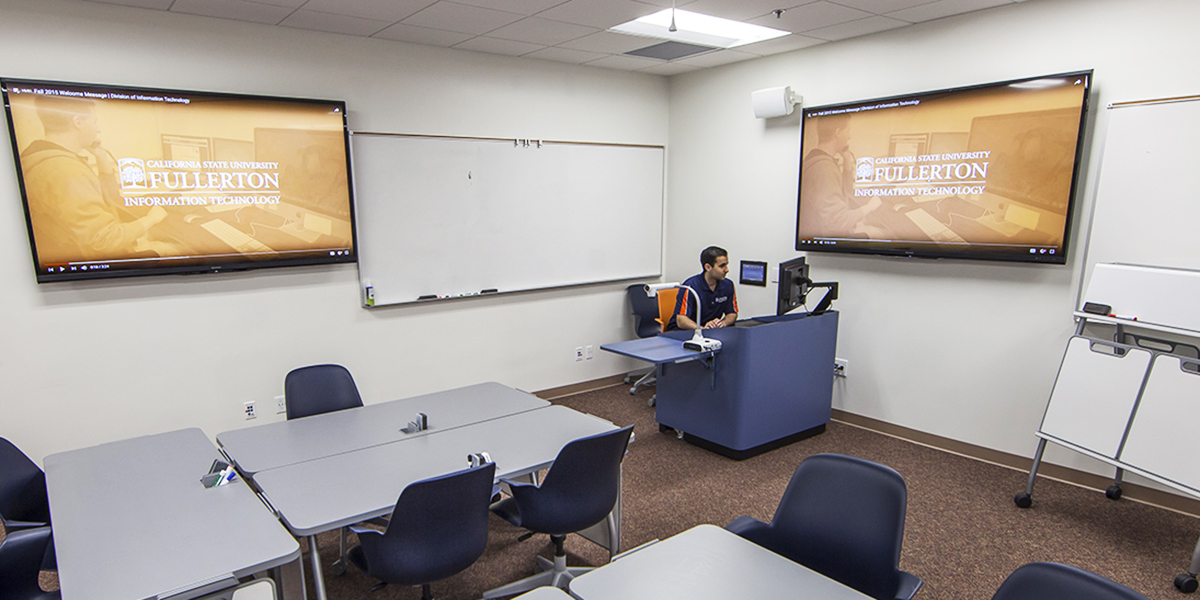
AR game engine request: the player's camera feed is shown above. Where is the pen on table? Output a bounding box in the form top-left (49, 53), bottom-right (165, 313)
top-left (1109, 313), bottom-right (1137, 321)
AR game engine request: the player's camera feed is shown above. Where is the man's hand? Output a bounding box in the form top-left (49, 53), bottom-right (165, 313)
top-left (704, 318), bottom-right (726, 329)
top-left (87, 144), bottom-right (118, 175)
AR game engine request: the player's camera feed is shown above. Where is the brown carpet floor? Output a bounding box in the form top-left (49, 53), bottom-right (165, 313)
top-left (14, 383), bottom-right (1200, 599)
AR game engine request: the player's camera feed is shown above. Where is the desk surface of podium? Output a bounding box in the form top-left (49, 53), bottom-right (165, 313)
top-left (605, 311), bottom-right (838, 459)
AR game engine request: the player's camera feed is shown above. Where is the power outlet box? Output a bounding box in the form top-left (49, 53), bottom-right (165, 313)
top-left (834, 358), bottom-right (848, 378)
top-left (275, 395), bottom-right (287, 414)
top-left (575, 346), bottom-right (584, 361)
top-left (244, 401), bottom-right (257, 419)
top-left (585, 345), bottom-right (594, 360)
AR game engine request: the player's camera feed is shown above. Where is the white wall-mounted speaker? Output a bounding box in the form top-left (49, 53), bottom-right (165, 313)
top-left (752, 86), bottom-right (800, 119)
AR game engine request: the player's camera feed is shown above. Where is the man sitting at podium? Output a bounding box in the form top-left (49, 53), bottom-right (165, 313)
top-left (669, 246), bottom-right (738, 331)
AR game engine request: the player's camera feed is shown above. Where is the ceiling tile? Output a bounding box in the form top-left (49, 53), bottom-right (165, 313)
top-left (680, 0), bottom-right (804, 22)
top-left (536, 0), bottom-right (659, 28)
top-left (86, 0), bottom-right (176, 9)
top-left (737, 33), bottom-right (826, 56)
top-left (886, 0), bottom-right (1011, 23)
top-left (524, 46), bottom-right (608, 64)
top-left (453, 36), bottom-right (546, 55)
top-left (629, 0), bottom-right (701, 7)
top-left (558, 31), bottom-right (658, 53)
top-left (296, 0), bottom-right (436, 22)
top-left (170, 0), bottom-right (295, 24)
top-left (674, 48), bottom-right (758, 68)
top-left (239, 0), bottom-right (305, 7)
top-left (749, 1), bottom-right (872, 33)
top-left (828, 0), bottom-right (934, 14)
top-left (582, 54), bottom-right (662, 71)
top-left (487, 17), bottom-right (597, 45)
top-left (451, 0), bottom-right (573, 15)
top-left (371, 22), bottom-right (476, 45)
top-left (637, 61), bottom-right (702, 76)
top-left (803, 14), bottom-right (908, 39)
top-left (403, 1), bottom-right (526, 35)
top-left (279, 9), bottom-right (393, 35)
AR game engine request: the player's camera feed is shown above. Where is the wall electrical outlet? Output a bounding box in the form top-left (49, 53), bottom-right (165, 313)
top-left (585, 345), bottom-right (594, 360)
top-left (575, 346), bottom-right (584, 362)
top-left (275, 395), bottom-right (287, 414)
top-left (244, 401), bottom-right (257, 419)
top-left (834, 358), bottom-right (849, 378)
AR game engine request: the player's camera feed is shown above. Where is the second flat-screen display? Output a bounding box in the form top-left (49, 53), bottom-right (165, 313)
top-left (796, 70), bottom-right (1092, 264)
top-left (2, 78), bottom-right (357, 282)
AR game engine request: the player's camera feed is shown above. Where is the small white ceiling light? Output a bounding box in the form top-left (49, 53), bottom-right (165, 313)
top-left (610, 9), bottom-right (790, 49)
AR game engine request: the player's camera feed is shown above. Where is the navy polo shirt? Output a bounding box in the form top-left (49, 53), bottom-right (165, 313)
top-left (668, 273), bottom-right (738, 330)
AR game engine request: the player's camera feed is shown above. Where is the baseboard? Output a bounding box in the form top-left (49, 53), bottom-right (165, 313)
top-left (832, 409), bottom-right (1200, 518)
top-left (534, 375), bottom-right (628, 400)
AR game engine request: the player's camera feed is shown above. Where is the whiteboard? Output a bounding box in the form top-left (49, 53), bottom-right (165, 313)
top-left (1081, 96), bottom-right (1200, 296)
top-left (351, 134), bottom-right (664, 307)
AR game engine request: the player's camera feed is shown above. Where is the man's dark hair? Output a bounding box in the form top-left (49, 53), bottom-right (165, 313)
top-left (816, 113), bottom-right (851, 143)
top-left (700, 246), bottom-right (727, 270)
top-left (34, 95), bottom-right (94, 134)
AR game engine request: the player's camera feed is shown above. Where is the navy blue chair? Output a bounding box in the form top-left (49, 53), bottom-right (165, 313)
top-left (991, 562), bottom-right (1149, 600)
top-left (483, 425), bottom-right (635, 598)
top-left (283, 364), bottom-right (363, 421)
top-left (624, 284), bottom-right (661, 398)
top-left (0, 526), bottom-right (59, 600)
top-left (725, 454), bottom-right (922, 600)
top-left (346, 462), bottom-right (496, 599)
top-left (0, 438), bottom-right (55, 571)
top-left (0, 438), bottom-right (50, 532)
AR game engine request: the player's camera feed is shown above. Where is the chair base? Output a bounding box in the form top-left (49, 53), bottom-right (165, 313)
top-left (482, 553), bottom-right (593, 598)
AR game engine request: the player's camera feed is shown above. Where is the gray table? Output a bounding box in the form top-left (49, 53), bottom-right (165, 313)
top-left (44, 428), bottom-right (301, 600)
top-left (250, 405), bottom-right (621, 600)
top-left (217, 382), bottom-right (548, 475)
top-left (568, 524), bottom-right (873, 600)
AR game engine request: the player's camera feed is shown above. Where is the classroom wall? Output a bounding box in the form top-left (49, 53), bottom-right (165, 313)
top-left (665, 0), bottom-right (1200, 478)
top-left (0, 0), bottom-right (668, 462)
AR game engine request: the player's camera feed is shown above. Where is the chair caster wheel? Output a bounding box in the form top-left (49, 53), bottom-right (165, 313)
top-left (1013, 493), bottom-right (1032, 509)
top-left (648, 395), bottom-right (656, 407)
top-left (629, 387), bottom-right (637, 395)
top-left (624, 375), bottom-right (633, 384)
top-left (677, 430), bottom-right (684, 440)
top-left (1175, 573), bottom-right (1198, 593)
top-left (1105, 485), bottom-right (1122, 500)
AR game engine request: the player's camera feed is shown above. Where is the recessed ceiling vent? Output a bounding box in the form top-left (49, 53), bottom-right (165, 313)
top-left (625, 41), bottom-right (715, 61)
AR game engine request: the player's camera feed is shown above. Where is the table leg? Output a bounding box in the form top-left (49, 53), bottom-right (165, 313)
top-left (273, 556), bottom-right (307, 600)
top-left (308, 535), bottom-right (327, 600)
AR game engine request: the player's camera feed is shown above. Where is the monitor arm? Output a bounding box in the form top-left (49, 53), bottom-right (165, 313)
top-left (807, 281), bottom-right (838, 315)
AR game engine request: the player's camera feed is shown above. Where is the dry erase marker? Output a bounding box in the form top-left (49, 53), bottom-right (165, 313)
top-left (1109, 313), bottom-right (1137, 321)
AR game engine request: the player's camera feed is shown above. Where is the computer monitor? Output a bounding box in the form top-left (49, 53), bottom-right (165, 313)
top-left (776, 256), bottom-right (811, 316)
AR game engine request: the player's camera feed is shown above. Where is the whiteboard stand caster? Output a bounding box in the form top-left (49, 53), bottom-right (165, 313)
top-left (1105, 485), bottom-right (1123, 500)
top-left (1013, 493), bottom-right (1032, 509)
top-left (1176, 574), bottom-right (1198, 594)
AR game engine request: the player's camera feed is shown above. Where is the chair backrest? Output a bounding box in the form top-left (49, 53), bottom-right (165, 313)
top-left (511, 425), bottom-right (634, 536)
top-left (768, 454), bottom-right (907, 600)
top-left (0, 438), bottom-right (50, 527)
top-left (654, 288), bottom-right (679, 332)
top-left (0, 526), bottom-right (54, 600)
top-left (991, 562), bottom-right (1150, 600)
top-left (627, 284), bottom-right (661, 339)
top-left (371, 462), bottom-right (497, 585)
top-left (284, 364), bottom-right (364, 420)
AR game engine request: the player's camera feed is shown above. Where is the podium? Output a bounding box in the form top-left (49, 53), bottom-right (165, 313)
top-left (607, 310), bottom-right (837, 459)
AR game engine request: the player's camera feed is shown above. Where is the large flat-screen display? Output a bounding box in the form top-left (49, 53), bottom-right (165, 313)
top-left (795, 70), bottom-right (1092, 264)
top-left (2, 78), bottom-right (357, 282)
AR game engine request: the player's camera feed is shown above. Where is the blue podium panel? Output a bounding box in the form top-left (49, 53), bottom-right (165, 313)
top-left (655, 311), bottom-right (838, 459)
